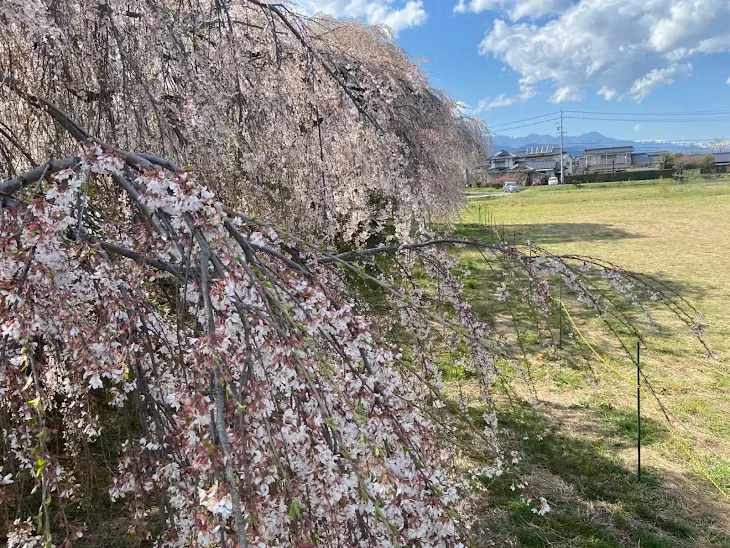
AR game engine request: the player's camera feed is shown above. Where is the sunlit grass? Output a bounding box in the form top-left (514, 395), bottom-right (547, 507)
top-left (452, 178), bottom-right (730, 545)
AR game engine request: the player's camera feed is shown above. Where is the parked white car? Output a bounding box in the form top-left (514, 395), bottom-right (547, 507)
top-left (503, 181), bottom-right (520, 193)
top-left (548, 176), bottom-right (559, 185)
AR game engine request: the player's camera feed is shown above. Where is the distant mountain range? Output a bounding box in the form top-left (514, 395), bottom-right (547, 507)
top-left (492, 132), bottom-right (719, 157)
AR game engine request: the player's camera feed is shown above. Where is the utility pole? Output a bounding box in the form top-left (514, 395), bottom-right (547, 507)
top-left (559, 109), bottom-right (565, 184)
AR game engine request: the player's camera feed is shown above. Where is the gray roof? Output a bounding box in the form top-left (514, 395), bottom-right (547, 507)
top-left (632, 151), bottom-right (678, 166)
top-left (690, 152), bottom-right (730, 164)
top-left (522, 159), bottom-right (558, 171)
top-left (487, 149), bottom-right (516, 160)
top-left (506, 163), bottom-right (535, 172)
top-left (584, 146), bottom-right (634, 155)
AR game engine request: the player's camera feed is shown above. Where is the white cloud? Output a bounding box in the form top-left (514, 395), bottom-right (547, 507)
top-left (304, 1), bottom-right (427, 35)
top-left (648, 0), bottom-right (728, 53)
top-left (633, 124), bottom-right (641, 132)
top-left (480, 94), bottom-right (516, 109)
top-left (726, 77), bottom-right (730, 85)
top-left (597, 87), bottom-right (617, 101)
top-left (473, 0), bottom-right (730, 102)
top-left (550, 86), bottom-right (583, 103)
top-left (471, 84), bottom-right (535, 113)
top-left (454, 101), bottom-right (471, 116)
top-left (454, 0), bottom-right (571, 21)
top-left (629, 63), bottom-right (692, 101)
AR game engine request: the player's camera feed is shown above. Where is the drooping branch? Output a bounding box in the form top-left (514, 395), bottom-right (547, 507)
top-left (0, 157), bottom-right (80, 195)
top-left (0, 70), bottom-right (91, 143)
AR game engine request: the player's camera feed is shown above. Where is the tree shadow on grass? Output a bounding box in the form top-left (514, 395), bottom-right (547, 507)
top-left (456, 242), bottom-right (709, 357)
top-left (469, 401), bottom-right (730, 548)
top-left (456, 223), bottom-right (644, 246)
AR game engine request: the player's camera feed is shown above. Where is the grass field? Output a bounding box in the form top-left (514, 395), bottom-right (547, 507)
top-left (452, 179), bottom-right (730, 546)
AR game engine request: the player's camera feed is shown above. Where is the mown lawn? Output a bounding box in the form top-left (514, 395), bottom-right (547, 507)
top-left (451, 179), bottom-right (730, 546)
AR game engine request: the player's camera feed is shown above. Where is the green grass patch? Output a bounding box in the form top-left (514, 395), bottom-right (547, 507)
top-left (452, 179), bottom-right (730, 545)
top-left (467, 403), bottom-right (728, 547)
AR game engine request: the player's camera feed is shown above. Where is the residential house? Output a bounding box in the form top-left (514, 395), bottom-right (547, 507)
top-left (689, 152), bottom-right (730, 172)
top-left (573, 156), bottom-right (583, 173)
top-left (478, 146), bottom-right (574, 184)
top-left (630, 151), bottom-right (669, 168)
top-left (516, 145), bottom-right (573, 177)
top-left (485, 149), bottom-right (517, 171)
top-left (472, 150), bottom-right (518, 186)
top-left (520, 159), bottom-right (559, 183)
top-left (581, 146), bottom-right (634, 173)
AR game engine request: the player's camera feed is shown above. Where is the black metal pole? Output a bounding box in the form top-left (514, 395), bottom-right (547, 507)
top-left (558, 280), bottom-right (563, 348)
top-left (637, 340), bottom-right (641, 481)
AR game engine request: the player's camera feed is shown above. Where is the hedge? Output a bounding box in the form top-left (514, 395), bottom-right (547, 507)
top-left (565, 169), bottom-right (674, 184)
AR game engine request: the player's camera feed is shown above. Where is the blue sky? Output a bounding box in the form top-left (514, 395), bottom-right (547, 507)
top-left (305, 0), bottom-right (730, 142)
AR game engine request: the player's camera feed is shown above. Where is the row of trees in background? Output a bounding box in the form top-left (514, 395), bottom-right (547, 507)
top-left (655, 152), bottom-right (717, 173)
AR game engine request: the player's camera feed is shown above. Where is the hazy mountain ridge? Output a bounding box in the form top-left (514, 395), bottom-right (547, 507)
top-left (492, 132), bottom-right (714, 156)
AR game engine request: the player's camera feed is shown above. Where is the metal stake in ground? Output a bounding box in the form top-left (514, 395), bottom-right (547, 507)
top-left (637, 340), bottom-right (642, 481)
top-left (558, 280), bottom-right (563, 348)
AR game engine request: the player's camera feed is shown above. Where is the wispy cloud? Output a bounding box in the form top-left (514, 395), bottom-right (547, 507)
top-left (303, 0), bottom-right (427, 35)
top-left (470, 85), bottom-right (535, 113)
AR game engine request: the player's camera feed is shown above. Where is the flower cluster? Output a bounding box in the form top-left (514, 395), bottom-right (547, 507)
top-left (0, 149), bottom-right (467, 546)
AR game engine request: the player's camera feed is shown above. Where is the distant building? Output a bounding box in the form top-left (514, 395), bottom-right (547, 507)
top-left (573, 156), bottom-right (583, 173)
top-left (580, 146), bottom-right (634, 173)
top-left (485, 149), bottom-right (517, 171)
top-left (688, 152), bottom-right (730, 172)
top-left (515, 145), bottom-right (573, 177)
top-left (478, 146), bottom-right (574, 183)
top-left (630, 151), bottom-right (669, 168)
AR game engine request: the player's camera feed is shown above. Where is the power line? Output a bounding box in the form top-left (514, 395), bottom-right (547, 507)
top-left (565, 109), bottom-right (730, 116)
top-left (560, 138), bottom-right (730, 144)
top-left (565, 116), bottom-right (730, 123)
top-left (490, 108), bottom-right (730, 131)
top-left (557, 144), bottom-right (725, 150)
top-left (490, 117), bottom-right (561, 133)
top-left (488, 111), bottom-right (560, 129)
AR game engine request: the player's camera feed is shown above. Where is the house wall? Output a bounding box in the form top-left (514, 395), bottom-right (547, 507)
top-left (562, 156), bottom-right (574, 175)
top-left (490, 157), bottom-right (515, 170)
top-left (584, 150), bottom-right (633, 173)
top-left (518, 151), bottom-right (572, 177)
